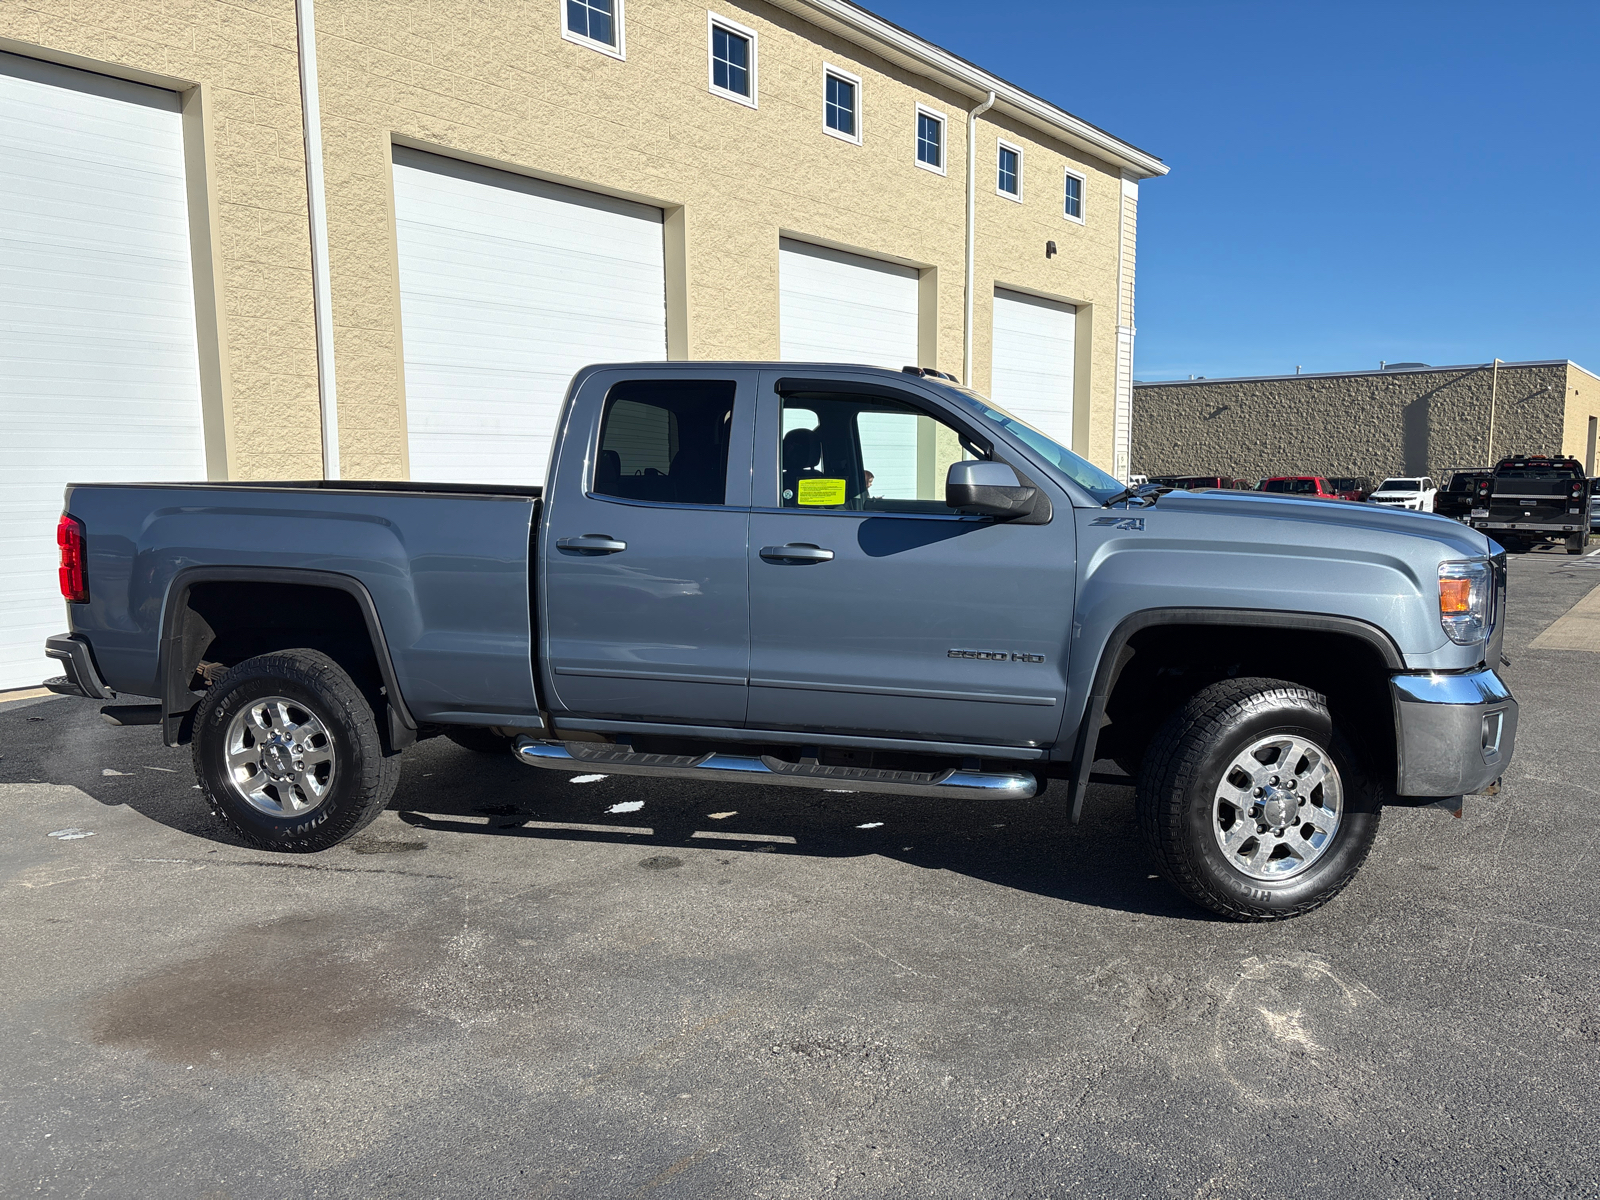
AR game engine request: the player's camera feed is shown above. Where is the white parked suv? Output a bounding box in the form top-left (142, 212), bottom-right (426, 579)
top-left (1368, 476), bottom-right (1438, 512)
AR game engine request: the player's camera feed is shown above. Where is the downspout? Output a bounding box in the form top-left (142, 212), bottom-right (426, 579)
top-left (296, 0), bottom-right (340, 479)
top-left (963, 90), bottom-right (996, 388)
top-left (1486, 358), bottom-right (1501, 467)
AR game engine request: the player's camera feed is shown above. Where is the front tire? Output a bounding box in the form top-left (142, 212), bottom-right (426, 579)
top-left (1137, 677), bottom-right (1382, 921)
top-left (192, 649), bottom-right (400, 852)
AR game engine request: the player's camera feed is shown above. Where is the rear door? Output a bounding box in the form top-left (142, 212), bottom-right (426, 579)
top-left (541, 369), bottom-right (755, 726)
top-left (744, 373), bottom-right (1075, 748)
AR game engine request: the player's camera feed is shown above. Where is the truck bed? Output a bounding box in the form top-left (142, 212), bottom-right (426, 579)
top-left (63, 480), bottom-right (543, 725)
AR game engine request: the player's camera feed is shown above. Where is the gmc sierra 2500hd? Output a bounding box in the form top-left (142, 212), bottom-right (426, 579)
top-left (44, 363), bottom-right (1516, 920)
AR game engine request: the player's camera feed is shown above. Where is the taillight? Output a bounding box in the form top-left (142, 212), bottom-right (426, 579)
top-left (57, 514), bottom-right (88, 603)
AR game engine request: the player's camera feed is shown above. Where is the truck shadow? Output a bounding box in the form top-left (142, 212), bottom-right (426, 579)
top-left (384, 740), bottom-right (1204, 921)
top-left (14, 699), bottom-right (1198, 920)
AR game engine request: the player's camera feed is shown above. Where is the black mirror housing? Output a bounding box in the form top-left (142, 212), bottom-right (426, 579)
top-left (946, 460), bottom-right (1043, 520)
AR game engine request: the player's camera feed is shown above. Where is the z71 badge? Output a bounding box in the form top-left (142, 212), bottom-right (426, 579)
top-left (1090, 516), bottom-right (1146, 531)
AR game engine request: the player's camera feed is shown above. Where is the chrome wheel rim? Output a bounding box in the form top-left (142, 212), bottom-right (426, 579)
top-left (224, 695), bottom-right (337, 817)
top-left (1213, 733), bottom-right (1342, 881)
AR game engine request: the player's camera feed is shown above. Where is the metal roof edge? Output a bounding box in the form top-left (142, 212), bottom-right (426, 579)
top-left (1134, 360), bottom-right (1578, 388)
top-left (769, 0), bottom-right (1169, 178)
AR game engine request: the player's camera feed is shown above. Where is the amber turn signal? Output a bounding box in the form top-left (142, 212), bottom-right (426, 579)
top-left (1439, 576), bottom-right (1473, 615)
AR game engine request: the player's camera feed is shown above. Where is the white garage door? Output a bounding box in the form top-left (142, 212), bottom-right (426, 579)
top-left (0, 54), bottom-right (206, 691)
top-left (778, 239), bottom-right (919, 369)
top-left (990, 288), bottom-right (1076, 450)
top-left (392, 148), bottom-right (667, 486)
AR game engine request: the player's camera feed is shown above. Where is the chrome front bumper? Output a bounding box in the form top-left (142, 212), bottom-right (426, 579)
top-left (1390, 668), bottom-right (1517, 797)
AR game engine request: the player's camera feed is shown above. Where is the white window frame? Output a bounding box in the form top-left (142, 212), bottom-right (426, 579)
top-left (995, 138), bottom-right (1023, 202)
top-left (914, 102), bottom-right (946, 176)
top-left (561, 0), bottom-right (626, 61)
top-left (706, 12), bottom-right (758, 108)
top-left (1062, 165), bottom-right (1086, 224)
top-left (822, 63), bottom-right (863, 146)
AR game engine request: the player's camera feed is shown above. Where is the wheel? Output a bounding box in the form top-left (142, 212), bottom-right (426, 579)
top-left (1136, 677), bottom-right (1382, 921)
top-left (192, 649), bottom-right (400, 852)
top-left (444, 726), bottom-right (517, 754)
top-left (1567, 533), bottom-right (1588, 555)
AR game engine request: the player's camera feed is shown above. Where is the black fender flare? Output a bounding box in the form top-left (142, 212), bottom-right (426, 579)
top-left (1064, 608), bottom-right (1405, 820)
top-left (157, 566), bottom-right (417, 748)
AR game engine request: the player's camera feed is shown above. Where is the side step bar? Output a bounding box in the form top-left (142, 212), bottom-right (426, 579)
top-left (513, 737), bottom-right (1037, 800)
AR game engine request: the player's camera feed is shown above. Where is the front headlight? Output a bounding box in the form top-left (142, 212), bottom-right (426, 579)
top-left (1438, 559), bottom-right (1491, 644)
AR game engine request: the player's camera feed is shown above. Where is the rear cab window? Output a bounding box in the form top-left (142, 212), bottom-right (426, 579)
top-left (593, 380), bottom-right (737, 506)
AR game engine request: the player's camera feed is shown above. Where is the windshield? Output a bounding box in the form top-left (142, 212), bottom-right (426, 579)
top-left (1377, 478), bottom-right (1420, 491)
top-left (926, 382), bottom-right (1125, 502)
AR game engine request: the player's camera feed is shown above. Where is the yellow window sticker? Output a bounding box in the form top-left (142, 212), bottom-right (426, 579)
top-left (797, 478), bottom-right (847, 506)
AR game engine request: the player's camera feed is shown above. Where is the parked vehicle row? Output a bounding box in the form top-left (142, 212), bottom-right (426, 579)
top-left (1142, 466), bottom-right (1598, 546)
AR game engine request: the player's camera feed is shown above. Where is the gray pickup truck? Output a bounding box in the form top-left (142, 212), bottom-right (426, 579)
top-left (44, 363), bottom-right (1517, 920)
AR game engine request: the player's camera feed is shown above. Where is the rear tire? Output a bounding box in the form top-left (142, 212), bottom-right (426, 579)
top-left (192, 649), bottom-right (400, 852)
top-left (1136, 677), bottom-right (1382, 921)
top-left (1567, 533), bottom-right (1588, 555)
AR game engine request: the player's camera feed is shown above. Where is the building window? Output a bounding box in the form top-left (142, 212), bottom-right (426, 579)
top-left (564, 0), bottom-right (624, 58)
top-left (997, 141), bottom-right (1021, 200)
top-left (823, 66), bottom-right (861, 144)
top-left (1063, 168), bottom-right (1085, 222)
top-left (915, 105), bottom-right (945, 174)
top-left (707, 13), bottom-right (757, 106)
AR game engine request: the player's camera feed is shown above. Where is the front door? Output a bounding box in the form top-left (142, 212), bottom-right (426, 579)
top-left (541, 370), bottom-right (755, 726)
top-left (745, 375), bottom-right (1075, 747)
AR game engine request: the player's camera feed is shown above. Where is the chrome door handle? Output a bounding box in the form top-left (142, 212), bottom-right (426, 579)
top-left (556, 534), bottom-right (627, 554)
top-left (759, 543), bottom-right (834, 563)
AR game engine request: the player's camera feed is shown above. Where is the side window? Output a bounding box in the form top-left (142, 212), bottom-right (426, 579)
top-left (593, 380), bottom-right (736, 506)
top-left (779, 392), bottom-right (982, 514)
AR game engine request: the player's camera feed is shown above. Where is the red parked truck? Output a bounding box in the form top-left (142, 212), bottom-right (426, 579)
top-left (1256, 476), bottom-right (1341, 500)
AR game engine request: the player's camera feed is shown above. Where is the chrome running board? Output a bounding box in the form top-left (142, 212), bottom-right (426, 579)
top-left (513, 737), bottom-right (1037, 800)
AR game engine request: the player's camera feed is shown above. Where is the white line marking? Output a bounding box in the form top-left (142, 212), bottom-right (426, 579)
top-left (606, 799), bottom-right (644, 813)
top-left (570, 774), bottom-right (609, 784)
top-left (856, 822), bottom-right (883, 829)
top-left (520, 820), bottom-right (652, 835)
top-left (690, 830), bottom-right (797, 844)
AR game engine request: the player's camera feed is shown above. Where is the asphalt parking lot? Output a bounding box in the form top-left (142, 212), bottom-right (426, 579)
top-left (4, 549), bottom-right (1599, 1199)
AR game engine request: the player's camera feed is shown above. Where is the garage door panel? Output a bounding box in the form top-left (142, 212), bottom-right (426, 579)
top-left (990, 288), bottom-right (1076, 451)
top-left (393, 147), bottom-right (666, 486)
top-left (0, 53), bottom-right (205, 690)
top-left (778, 238), bottom-right (919, 369)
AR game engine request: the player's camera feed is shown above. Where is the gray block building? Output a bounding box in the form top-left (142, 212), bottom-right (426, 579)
top-left (1132, 360), bottom-right (1600, 484)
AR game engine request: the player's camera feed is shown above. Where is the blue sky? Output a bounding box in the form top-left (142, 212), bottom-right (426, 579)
top-left (867, 0), bottom-right (1600, 381)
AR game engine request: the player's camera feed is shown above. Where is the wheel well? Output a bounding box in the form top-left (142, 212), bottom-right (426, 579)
top-left (165, 580), bottom-right (401, 746)
top-left (1098, 624), bottom-right (1395, 779)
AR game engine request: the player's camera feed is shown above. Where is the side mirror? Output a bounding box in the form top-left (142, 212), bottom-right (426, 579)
top-left (946, 460), bottom-right (1039, 519)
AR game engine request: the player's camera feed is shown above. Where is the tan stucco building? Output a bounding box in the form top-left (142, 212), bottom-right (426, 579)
top-left (0, 0), bottom-right (1165, 689)
top-left (1132, 360), bottom-right (1600, 485)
